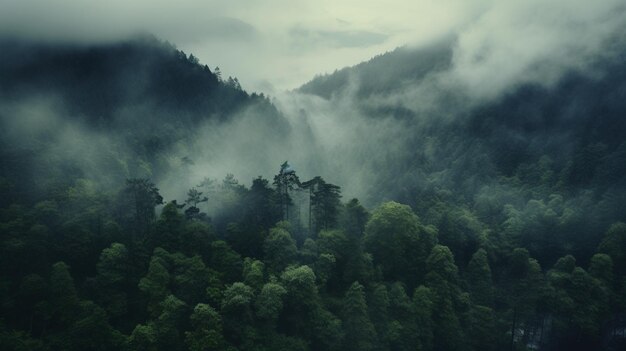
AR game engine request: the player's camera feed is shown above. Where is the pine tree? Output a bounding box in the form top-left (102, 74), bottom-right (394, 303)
top-left (342, 282), bottom-right (377, 351)
top-left (273, 161), bottom-right (301, 221)
top-left (425, 245), bottom-right (465, 351)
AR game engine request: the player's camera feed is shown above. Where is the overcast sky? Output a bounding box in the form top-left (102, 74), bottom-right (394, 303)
top-left (1, 0), bottom-right (624, 93)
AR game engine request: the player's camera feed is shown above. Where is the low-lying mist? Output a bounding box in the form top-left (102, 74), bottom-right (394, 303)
top-left (2, 12), bottom-right (626, 270)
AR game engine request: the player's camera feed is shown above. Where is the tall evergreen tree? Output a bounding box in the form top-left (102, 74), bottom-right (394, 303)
top-left (302, 177), bottom-right (342, 233)
top-left (122, 178), bottom-right (164, 237)
top-left (467, 248), bottom-right (494, 306)
top-left (342, 282), bottom-right (377, 351)
top-left (273, 162), bottom-right (301, 221)
top-left (425, 245), bottom-right (465, 351)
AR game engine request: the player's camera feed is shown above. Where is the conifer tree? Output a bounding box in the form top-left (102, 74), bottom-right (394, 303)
top-left (467, 248), bottom-right (494, 306)
top-left (425, 245), bottom-right (465, 351)
top-left (342, 282), bottom-right (377, 351)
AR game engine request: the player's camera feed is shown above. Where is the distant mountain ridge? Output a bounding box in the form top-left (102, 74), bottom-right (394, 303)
top-left (0, 35), bottom-right (278, 128)
top-left (297, 36), bottom-right (626, 178)
top-left (298, 39), bottom-right (453, 100)
top-left (0, 35), bottom-right (285, 204)
top-left (1, 33), bottom-right (626, 265)
top-left (295, 36), bottom-right (626, 264)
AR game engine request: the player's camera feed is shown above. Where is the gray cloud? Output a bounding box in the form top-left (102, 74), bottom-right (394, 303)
top-left (0, 0), bottom-right (618, 94)
top-left (0, 0), bottom-right (474, 91)
top-left (1, 1), bottom-right (625, 199)
top-left (2, 0), bottom-right (625, 211)
top-left (160, 16), bottom-right (257, 44)
top-left (289, 27), bottom-right (388, 50)
top-left (446, 0), bottom-right (626, 100)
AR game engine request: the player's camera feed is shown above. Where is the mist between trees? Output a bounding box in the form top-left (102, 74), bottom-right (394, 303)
top-left (1, 31), bottom-right (626, 350)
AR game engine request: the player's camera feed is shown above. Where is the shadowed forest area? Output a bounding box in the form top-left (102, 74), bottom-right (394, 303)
top-left (1, 35), bottom-right (626, 351)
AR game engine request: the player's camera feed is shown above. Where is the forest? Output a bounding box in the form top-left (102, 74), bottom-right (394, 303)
top-left (1, 34), bottom-right (626, 351)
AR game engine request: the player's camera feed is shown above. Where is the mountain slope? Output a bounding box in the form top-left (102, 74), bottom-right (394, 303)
top-left (0, 35), bottom-right (277, 126)
top-left (1, 34), bottom-right (626, 351)
top-left (299, 39), bottom-right (453, 100)
top-left (296, 37), bottom-right (626, 264)
top-left (0, 36), bottom-right (285, 205)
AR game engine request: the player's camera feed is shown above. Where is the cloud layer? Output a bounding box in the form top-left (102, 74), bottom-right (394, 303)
top-left (2, 0), bottom-right (623, 93)
top-left (2, 0), bottom-right (624, 94)
top-left (0, 0), bottom-right (477, 91)
top-left (449, 0), bottom-right (626, 100)
top-left (1, 0), bottom-right (625, 209)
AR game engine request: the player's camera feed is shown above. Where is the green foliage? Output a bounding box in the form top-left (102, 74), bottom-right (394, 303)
top-left (598, 222), bottom-right (626, 276)
top-left (221, 282), bottom-right (255, 347)
top-left (387, 282), bottom-right (419, 351)
top-left (426, 245), bottom-right (459, 283)
top-left (255, 282), bottom-right (287, 323)
top-left (300, 238), bottom-right (318, 264)
top-left (368, 283), bottom-right (390, 345)
top-left (154, 202), bottom-right (185, 251)
top-left (589, 253), bottom-right (613, 286)
top-left (317, 230), bottom-right (349, 261)
top-left (209, 241), bottom-right (242, 283)
top-left (185, 303), bottom-right (225, 351)
top-left (341, 198), bottom-right (369, 240)
top-left (301, 176), bottom-right (342, 233)
top-left (184, 188), bottom-right (208, 221)
top-left (68, 301), bottom-right (128, 351)
top-left (2, 35), bottom-right (626, 351)
top-left (365, 202), bottom-right (433, 288)
top-left (95, 243), bottom-right (129, 318)
top-left (130, 323), bottom-right (157, 351)
top-left (263, 227), bottom-right (297, 273)
top-left (97, 243), bottom-right (129, 285)
top-left (2, 171), bottom-right (624, 351)
top-left (243, 258), bottom-right (265, 290)
top-left (548, 257), bottom-right (610, 344)
top-left (342, 282), bottom-right (376, 351)
top-left (467, 248), bottom-right (494, 306)
top-left (311, 307), bottom-right (343, 351)
top-left (1, 155), bottom-right (625, 351)
top-left (314, 253), bottom-right (336, 288)
top-left (425, 246), bottom-right (465, 351)
top-left (280, 265), bottom-right (319, 338)
top-left (316, 229), bottom-right (351, 291)
top-left (49, 262), bottom-right (81, 325)
top-left (0, 322), bottom-right (44, 351)
top-left (281, 265), bottom-right (318, 307)
top-left (139, 255), bottom-right (171, 317)
top-left (437, 207), bottom-right (483, 267)
top-left (155, 295), bottom-right (187, 351)
top-left (122, 178), bottom-right (164, 237)
top-left (412, 285), bottom-right (434, 351)
top-left (273, 162), bottom-right (301, 222)
top-left (468, 305), bottom-right (496, 351)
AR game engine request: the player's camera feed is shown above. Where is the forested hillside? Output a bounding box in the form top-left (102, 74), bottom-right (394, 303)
top-left (1, 35), bottom-right (626, 351)
top-left (0, 35), bottom-right (274, 124)
top-left (0, 36), bottom-right (283, 206)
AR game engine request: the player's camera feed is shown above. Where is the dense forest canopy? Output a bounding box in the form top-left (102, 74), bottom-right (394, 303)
top-left (1, 30), bottom-right (626, 351)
